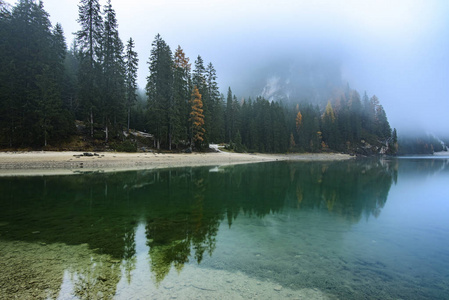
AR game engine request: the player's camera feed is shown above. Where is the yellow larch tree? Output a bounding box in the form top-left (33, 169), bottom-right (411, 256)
top-left (295, 110), bottom-right (302, 134)
top-left (189, 86), bottom-right (205, 147)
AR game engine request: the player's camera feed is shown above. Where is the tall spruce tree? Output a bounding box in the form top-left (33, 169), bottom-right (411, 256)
top-left (192, 56), bottom-right (210, 145)
top-left (205, 62), bottom-right (223, 143)
top-left (62, 41), bottom-right (80, 113)
top-left (173, 45), bottom-right (191, 147)
top-left (192, 56), bottom-right (206, 93)
top-left (0, 3), bottom-right (14, 146)
top-left (101, 0), bottom-right (125, 142)
top-left (225, 87), bottom-right (233, 143)
top-left (146, 34), bottom-right (173, 149)
top-left (76, 0), bottom-right (103, 137)
top-left (125, 37), bottom-right (138, 132)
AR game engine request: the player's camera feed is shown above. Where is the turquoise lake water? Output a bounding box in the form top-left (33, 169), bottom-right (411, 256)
top-left (0, 157), bottom-right (448, 299)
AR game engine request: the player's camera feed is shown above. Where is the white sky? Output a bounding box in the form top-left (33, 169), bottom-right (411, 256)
top-left (4, 0), bottom-right (449, 135)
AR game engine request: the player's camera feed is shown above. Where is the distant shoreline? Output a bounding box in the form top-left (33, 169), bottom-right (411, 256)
top-left (0, 150), bottom-right (353, 177)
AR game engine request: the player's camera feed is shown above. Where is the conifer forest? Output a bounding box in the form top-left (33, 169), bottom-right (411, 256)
top-left (0, 0), bottom-right (398, 155)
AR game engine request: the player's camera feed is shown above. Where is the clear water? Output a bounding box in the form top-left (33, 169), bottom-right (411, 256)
top-left (1, 157), bottom-right (449, 299)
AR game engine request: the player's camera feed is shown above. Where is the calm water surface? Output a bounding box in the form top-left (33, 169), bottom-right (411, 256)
top-left (1, 157), bottom-right (449, 299)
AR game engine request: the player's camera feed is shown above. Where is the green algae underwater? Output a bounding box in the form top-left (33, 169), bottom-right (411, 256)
top-left (1, 158), bottom-right (449, 299)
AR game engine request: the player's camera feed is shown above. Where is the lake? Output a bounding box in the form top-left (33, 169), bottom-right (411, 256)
top-left (1, 157), bottom-right (449, 299)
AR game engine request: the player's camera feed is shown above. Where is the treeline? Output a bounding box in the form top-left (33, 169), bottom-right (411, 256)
top-left (398, 134), bottom-right (448, 155)
top-left (0, 0), bottom-right (396, 154)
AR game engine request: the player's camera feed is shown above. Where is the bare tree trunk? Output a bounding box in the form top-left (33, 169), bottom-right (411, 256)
top-left (90, 108), bottom-right (93, 138)
top-left (169, 132), bottom-right (172, 151)
top-left (105, 124), bottom-right (109, 143)
top-left (44, 113), bottom-right (47, 147)
top-left (127, 107), bottom-right (130, 133)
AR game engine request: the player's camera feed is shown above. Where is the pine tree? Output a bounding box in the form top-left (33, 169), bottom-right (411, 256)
top-left (125, 37), bottom-right (138, 132)
top-left (189, 86), bottom-right (205, 149)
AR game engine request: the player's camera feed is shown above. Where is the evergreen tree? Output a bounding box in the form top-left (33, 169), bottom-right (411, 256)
top-left (232, 95), bottom-right (241, 142)
top-left (100, 0), bottom-right (125, 142)
top-left (0, 3), bottom-right (13, 146)
top-left (299, 104), bottom-right (321, 152)
top-left (173, 45), bottom-right (191, 147)
top-left (375, 104), bottom-right (391, 139)
top-left (205, 62), bottom-right (223, 143)
top-left (62, 42), bottom-right (79, 113)
top-left (124, 37), bottom-right (139, 132)
top-left (192, 55), bottom-right (206, 94)
top-left (349, 90), bottom-right (362, 143)
top-left (76, 0), bottom-right (102, 67)
top-left (146, 34), bottom-right (173, 149)
top-left (192, 56), bottom-right (211, 145)
top-left (51, 23), bottom-right (66, 90)
top-left (225, 87), bottom-right (233, 142)
top-left (322, 101), bottom-right (338, 149)
top-left (37, 22), bottom-right (73, 146)
top-left (361, 91), bottom-right (374, 135)
top-left (76, 0), bottom-right (103, 137)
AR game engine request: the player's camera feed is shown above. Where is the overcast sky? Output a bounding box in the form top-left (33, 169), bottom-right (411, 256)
top-left (5, 0), bottom-right (449, 136)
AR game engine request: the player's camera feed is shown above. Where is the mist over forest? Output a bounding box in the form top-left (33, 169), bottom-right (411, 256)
top-left (0, 0), bottom-right (447, 155)
top-left (231, 54), bottom-right (343, 105)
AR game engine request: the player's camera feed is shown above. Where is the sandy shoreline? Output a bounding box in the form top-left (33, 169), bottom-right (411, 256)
top-left (0, 150), bottom-right (353, 177)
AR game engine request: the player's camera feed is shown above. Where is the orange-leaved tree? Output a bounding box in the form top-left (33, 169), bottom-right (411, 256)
top-left (189, 86), bottom-right (205, 148)
top-left (295, 110), bottom-right (302, 134)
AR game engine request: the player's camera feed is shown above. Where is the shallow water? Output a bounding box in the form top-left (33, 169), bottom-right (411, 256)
top-left (1, 157), bottom-right (449, 299)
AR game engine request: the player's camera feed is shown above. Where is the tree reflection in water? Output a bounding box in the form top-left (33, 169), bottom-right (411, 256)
top-left (5, 157), bottom-right (444, 298)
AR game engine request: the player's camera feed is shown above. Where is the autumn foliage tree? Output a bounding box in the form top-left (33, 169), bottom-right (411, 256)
top-left (295, 110), bottom-right (302, 134)
top-left (189, 86), bottom-right (205, 148)
top-left (290, 110), bottom-right (302, 144)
